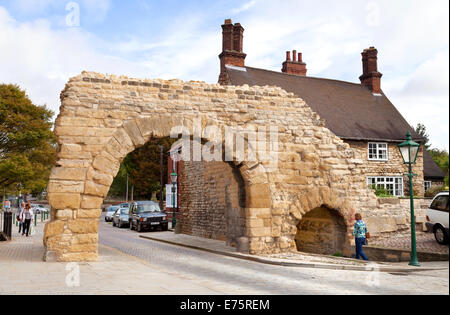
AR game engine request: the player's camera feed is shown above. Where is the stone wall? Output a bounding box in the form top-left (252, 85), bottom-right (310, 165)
top-left (179, 161), bottom-right (246, 247)
top-left (346, 141), bottom-right (425, 197)
top-left (363, 197), bottom-right (431, 240)
top-left (44, 71), bottom-right (416, 262)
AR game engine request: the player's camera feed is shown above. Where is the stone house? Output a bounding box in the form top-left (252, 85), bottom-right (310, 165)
top-left (423, 150), bottom-right (446, 192)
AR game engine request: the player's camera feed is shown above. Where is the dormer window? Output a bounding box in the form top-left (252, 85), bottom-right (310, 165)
top-left (368, 142), bottom-right (388, 161)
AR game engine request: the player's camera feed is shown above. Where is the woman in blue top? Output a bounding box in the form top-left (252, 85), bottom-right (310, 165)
top-left (352, 213), bottom-right (369, 261)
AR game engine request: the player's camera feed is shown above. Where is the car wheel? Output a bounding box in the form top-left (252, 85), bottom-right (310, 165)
top-left (137, 223), bottom-right (142, 233)
top-left (434, 225), bottom-right (449, 245)
top-left (112, 220), bottom-right (116, 227)
top-left (129, 221), bottom-right (134, 230)
top-left (119, 220), bottom-right (123, 228)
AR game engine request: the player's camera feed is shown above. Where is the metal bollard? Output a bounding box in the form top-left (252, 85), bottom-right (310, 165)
top-left (34, 213), bottom-right (37, 226)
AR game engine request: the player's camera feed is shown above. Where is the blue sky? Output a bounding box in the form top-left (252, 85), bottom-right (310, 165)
top-left (0, 0), bottom-right (448, 149)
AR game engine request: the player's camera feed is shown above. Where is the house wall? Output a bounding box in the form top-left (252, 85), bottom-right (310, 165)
top-left (345, 140), bottom-right (425, 197)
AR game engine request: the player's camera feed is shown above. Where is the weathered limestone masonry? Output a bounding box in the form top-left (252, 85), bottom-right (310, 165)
top-left (45, 71), bottom-right (382, 262)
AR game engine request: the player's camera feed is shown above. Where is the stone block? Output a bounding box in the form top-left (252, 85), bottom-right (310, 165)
top-left (50, 167), bottom-right (87, 181)
top-left (123, 119), bottom-right (146, 147)
top-left (246, 184), bottom-right (271, 208)
top-left (84, 181), bottom-right (110, 198)
top-left (81, 195), bottom-right (104, 209)
top-left (48, 193), bottom-right (81, 210)
top-left (78, 209), bottom-right (102, 219)
top-left (67, 219), bottom-right (99, 234)
top-left (47, 180), bottom-right (85, 194)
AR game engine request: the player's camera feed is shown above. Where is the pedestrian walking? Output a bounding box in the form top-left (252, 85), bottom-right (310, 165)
top-left (352, 213), bottom-right (370, 261)
top-left (22, 204), bottom-right (34, 237)
top-left (18, 201), bottom-right (25, 234)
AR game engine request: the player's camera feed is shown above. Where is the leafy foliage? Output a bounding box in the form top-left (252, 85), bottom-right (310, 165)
top-left (425, 185), bottom-right (447, 198)
top-left (415, 123), bottom-right (449, 187)
top-left (415, 123), bottom-right (431, 150)
top-left (428, 148), bottom-right (449, 187)
top-left (108, 137), bottom-right (177, 200)
top-left (0, 84), bottom-right (57, 195)
top-left (369, 185), bottom-right (393, 198)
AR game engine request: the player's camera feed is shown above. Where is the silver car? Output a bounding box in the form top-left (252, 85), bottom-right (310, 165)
top-left (112, 207), bottom-right (130, 228)
top-left (105, 206), bottom-right (120, 222)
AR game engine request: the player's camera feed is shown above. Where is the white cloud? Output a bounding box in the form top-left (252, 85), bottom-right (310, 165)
top-left (0, 0), bottom-right (448, 150)
top-left (231, 0), bottom-right (258, 14)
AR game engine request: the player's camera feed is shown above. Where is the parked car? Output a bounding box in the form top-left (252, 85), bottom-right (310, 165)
top-left (426, 191), bottom-right (449, 245)
top-left (129, 201), bottom-right (168, 232)
top-left (105, 206), bottom-right (120, 222)
top-left (31, 204), bottom-right (49, 214)
top-left (112, 207), bottom-right (130, 228)
top-left (120, 203), bottom-right (130, 208)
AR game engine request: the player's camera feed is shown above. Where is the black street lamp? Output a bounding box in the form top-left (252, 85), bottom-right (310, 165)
top-left (398, 131), bottom-right (421, 267)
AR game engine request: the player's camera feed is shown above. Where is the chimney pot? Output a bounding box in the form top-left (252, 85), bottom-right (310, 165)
top-left (225, 19), bottom-right (232, 24)
top-left (282, 50), bottom-right (307, 76)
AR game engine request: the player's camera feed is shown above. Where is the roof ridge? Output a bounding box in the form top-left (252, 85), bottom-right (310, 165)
top-left (243, 66), bottom-right (367, 88)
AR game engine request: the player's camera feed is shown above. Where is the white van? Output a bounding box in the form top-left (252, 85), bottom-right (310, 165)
top-left (426, 191), bottom-right (449, 245)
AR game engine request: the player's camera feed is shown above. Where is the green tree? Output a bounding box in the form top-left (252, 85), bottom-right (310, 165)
top-left (108, 137), bottom-right (176, 200)
top-left (429, 148), bottom-right (449, 187)
top-left (414, 123), bottom-right (449, 186)
top-left (0, 84), bottom-right (57, 196)
top-left (415, 123), bottom-right (431, 149)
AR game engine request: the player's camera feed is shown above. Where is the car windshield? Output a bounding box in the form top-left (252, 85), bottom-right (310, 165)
top-left (108, 206), bottom-right (119, 213)
top-left (120, 203), bottom-right (129, 208)
top-left (136, 204), bottom-right (161, 213)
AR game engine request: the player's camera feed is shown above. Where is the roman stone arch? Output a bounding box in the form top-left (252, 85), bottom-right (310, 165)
top-left (43, 71), bottom-right (372, 262)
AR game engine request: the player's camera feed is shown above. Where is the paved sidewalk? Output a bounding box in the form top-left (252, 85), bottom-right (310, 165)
top-left (372, 232), bottom-right (449, 254)
top-left (138, 232), bottom-right (448, 272)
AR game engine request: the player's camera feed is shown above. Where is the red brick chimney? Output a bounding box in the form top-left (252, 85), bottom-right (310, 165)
top-left (282, 50), bottom-right (307, 76)
top-left (359, 47), bottom-right (383, 94)
top-left (218, 19), bottom-right (247, 85)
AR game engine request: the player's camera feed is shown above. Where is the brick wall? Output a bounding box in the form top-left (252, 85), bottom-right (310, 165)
top-left (179, 161), bottom-right (246, 247)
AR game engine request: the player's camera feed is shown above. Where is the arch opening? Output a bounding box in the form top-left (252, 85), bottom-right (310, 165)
top-left (295, 206), bottom-right (348, 256)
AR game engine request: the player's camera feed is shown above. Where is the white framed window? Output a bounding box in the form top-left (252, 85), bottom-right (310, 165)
top-left (424, 181), bottom-right (432, 192)
top-left (368, 142), bottom-right (388, 161)
top-left (165, 184), bottom-right (178, 208)
top-left (367, 176), bottom-right (404, 197)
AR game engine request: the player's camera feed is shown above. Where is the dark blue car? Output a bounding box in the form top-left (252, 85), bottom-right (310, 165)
top-left (129, 201), bottom-right (169, 232)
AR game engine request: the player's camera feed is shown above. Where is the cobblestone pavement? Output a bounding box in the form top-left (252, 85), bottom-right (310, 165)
top-left (0, 217), bottom-right (448, 295)
top-left (371, 232), bottom-right (449, 254)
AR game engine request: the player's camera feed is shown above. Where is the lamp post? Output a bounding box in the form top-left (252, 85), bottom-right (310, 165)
top-left (170, 170), bottom-right (178, 229)
top-left (398, 131), bottom-right (421, 267)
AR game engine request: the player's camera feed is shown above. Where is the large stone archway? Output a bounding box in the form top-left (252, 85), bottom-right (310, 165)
top-left (44, 71), bottom-right (374, 262)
